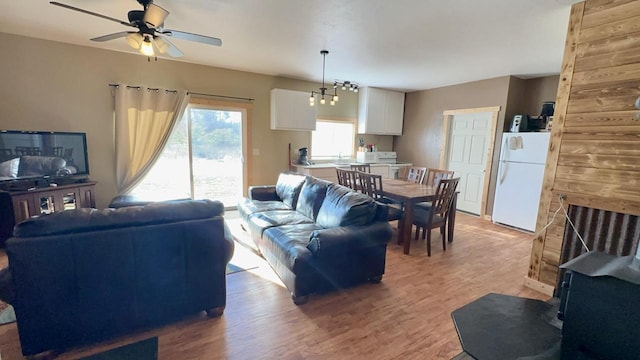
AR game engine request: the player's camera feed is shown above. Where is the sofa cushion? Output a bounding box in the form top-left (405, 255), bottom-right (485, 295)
top-left (14, 199), bottom-right (225, 237)
top-left (275, 173), bottom-right (307, 208)
top-left (296, 176), bottom-right (330, 221)
top-left (247, 210), bottom-right (315, 239)
top-left (262, 224), bottom-right (321, 273)
top-left (316, 184), bottom-right (378, 228)
top-left (237, 197), bottom-right (292, 220)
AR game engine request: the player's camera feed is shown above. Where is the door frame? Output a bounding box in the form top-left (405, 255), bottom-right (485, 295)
top-left (439, 106), bottom-right (500, 218)
top-left (189, 97), bottom-right (252, 197)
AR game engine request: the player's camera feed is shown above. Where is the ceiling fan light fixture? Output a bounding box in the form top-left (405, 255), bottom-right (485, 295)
top-left (139, 35), bottom-right (155, 56)
top-left (126, 32), bottom-right (143, 49)
top-left (143, 4), bottom-right (169, 28)
top-left (154, 36), bottom-right (170, 54)
top-left (50, 1), bottom-right (222, 61)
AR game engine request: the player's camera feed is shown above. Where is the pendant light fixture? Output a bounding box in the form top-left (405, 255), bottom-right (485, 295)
top-left (309, 50), bottom-right (358, 106)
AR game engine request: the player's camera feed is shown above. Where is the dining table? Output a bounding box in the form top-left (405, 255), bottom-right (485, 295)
top-left (381, 178), bottom-right (458, 255)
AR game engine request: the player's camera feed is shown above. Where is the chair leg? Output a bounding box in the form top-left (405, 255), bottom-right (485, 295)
top-left (441, 225), bottom-right (446, 251)
top-left (426, 228), bottom-right (432, 257)
top-left (397, 217), bottom-right (405, 245)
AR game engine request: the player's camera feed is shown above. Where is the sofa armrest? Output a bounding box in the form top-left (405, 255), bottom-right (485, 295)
top-left (307, 222), bottom-right (392, 255)
top-left (222, 220), bottom-right (235, 264)
top-left (249, 185), bottom-right (280, 201)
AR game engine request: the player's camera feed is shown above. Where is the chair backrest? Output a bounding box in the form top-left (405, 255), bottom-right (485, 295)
top-left (350, 164), bottom-right (371, 173)
top-left (431, 178), bottom-right (460, 217)
top-left (357, 171), bottom-right (385, 200)
top-left (335, 167), bottom-right (358, 190)
top-left (15, 146), bottom-right (42, 156)
top-left (425, 168), bottom-right (454, 186)
top-left (42, 146), bottom-right (63, 157)
top-left (406, 166), bottom-right (427, 184)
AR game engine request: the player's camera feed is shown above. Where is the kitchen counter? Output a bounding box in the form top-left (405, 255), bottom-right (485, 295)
top-left (292, 162), bottom-right (388, 169)
top-left (291, 162), bottom-right (412, 182)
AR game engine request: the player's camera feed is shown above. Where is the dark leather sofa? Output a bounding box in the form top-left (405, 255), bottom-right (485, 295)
top-left (6, 199), bottom-right (234, 356)
top-left (238, 173), bottom-right (393, 304)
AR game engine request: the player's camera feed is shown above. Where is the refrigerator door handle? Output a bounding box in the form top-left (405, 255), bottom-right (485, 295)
top-left (499, 137), bottom-right (509, 184)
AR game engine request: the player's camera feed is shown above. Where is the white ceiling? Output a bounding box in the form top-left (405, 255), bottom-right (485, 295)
top-left (0, 0), bottom-right (579, 92)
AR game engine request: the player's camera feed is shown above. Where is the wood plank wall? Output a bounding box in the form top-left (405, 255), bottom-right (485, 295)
top-left (527, 0), bottom-right (640, 290)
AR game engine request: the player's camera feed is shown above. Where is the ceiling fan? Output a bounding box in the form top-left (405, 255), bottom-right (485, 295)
top-left (50, 0), bottom-right (222, 59)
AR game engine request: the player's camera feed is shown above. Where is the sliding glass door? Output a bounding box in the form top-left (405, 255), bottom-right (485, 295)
top-left (131, 102), bottom-right (246, 209)
top-left (189, 106), bottom-right (243, 207)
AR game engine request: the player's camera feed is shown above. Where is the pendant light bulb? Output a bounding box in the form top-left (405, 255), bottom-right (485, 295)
top-left (320, 97), bottom-right (326, 105)
top-left (140, 36), bottom-right (155, 57)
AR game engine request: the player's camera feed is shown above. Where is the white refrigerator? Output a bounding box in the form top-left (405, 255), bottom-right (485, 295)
top-left (492, 132), bottom-right (551, 232)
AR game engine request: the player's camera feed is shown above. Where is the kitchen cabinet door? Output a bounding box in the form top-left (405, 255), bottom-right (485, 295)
top-left (384, 90), bottom-right (405, 135)
top-left (358, 87), bottom-right (386, 134)
top-left (358, 87), bottom-right (405, 135)
top-left (270, 88), bottom-right (317, 131)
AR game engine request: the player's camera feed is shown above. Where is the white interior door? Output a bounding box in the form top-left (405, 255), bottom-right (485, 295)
top-left (446, 112), bottom-right (492, 215)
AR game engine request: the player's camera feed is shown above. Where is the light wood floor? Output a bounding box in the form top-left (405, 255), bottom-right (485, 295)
top-left (0, 212), bottom-right (548, 360)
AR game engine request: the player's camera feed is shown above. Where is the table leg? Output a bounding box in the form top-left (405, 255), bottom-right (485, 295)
top-left (447, 192), bottom-right (457, 243)
top-left (402, 201), bottom-right (414, 254)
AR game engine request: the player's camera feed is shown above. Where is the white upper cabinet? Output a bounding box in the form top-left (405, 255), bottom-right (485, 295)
top-left (270, 88), bottom-right (317, 131)
top-left (358, 87), bottom-right (405, 135)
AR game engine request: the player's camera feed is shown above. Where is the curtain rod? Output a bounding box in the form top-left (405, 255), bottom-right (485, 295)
top-left (108, 83), bottom-right (254, 102)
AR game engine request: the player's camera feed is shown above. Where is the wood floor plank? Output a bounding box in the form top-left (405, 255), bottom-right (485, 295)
top-left (0, 212), bottom-right (548, 360)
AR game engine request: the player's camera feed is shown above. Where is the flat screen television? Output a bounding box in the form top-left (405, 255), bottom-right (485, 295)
top-left (0, 130), bottom-right (90, 189)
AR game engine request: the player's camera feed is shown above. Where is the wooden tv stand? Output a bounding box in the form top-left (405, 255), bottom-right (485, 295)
top-left (0, 181), bottom-right (96, 247)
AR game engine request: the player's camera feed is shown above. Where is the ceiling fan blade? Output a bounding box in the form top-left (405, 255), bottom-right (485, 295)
top-left (155, 36), bottom-right (184, 58)
top-left (50, 2), bottom-right (136, 28)
top-left (91, 31), bottom-right (134, 42)
top-left (143, 4), bottom-right (169, 29)
top-left (162, 30), bottom-right (222, 46)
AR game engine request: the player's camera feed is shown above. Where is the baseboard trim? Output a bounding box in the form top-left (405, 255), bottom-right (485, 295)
top-left (524, 276), bottom-right (555, 296)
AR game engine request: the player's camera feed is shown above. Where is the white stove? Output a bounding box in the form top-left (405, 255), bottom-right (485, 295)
top-left (356, 151), bottom-right (397, 164)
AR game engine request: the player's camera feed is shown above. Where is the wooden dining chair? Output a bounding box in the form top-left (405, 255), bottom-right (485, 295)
top-left (357, 171), bottom-right (403, 224)
top-left (416, 168), bottom-right (454, 210)
top-left (406, 166), bottom-right (427, 184)
top-left (424, 168), bottom-right (454, 186)
top-left (350, 164), bottom-right (371, 173)
top-left (336, 167), bottom-right (349, 187)
top-left (335, 167), bottom-right (358, 190)
top-left (412, 177), bottom-right (459, 256)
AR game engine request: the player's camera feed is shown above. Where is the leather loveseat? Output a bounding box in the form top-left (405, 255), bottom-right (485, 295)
top-left (6, 199), bottom-right (234, 356)
top-left (238, 173), bottom-right (393, 304)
